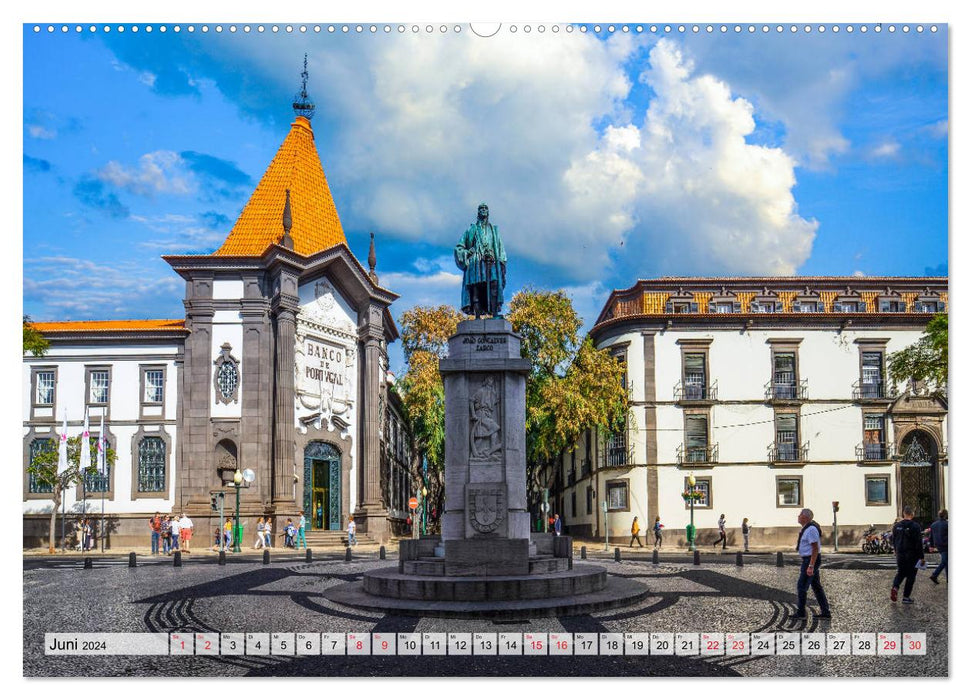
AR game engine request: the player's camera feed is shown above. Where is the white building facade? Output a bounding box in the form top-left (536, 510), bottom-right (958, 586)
top-left (552, 277), bottom-right (948, 547)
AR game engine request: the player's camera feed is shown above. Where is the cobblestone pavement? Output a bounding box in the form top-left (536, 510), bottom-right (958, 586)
top-left (23, 555), bottom-right (947, 677)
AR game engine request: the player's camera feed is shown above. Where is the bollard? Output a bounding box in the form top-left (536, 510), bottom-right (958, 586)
top-left (306, 548), bottom-right (313, 563)
top-left (693, 550), bottom-right (701, 566)
top-left (263, 550), bottom-right (270, 565)
top-left (218, 551), bottom-right (226, 566)
top-left (379, 546), bottom-right (386, 560)
top-left (736, 551), bottom-right (744, 567)
top-left (83, 557), bottom-right (93, 569)
top-left (128, 552), bottom-right (137, 568)
top-left (776, 551), bottom-right (784, 567)
top-left (614, 547), bottom-right (621, 562)
top-left (174, 551), bottom-right (182, 567)
top-left (580, 546), bottom-right (587, 560)
top-left (652, 549), bottom-right (659, 565)
top-left (345, 547), bottom-right (352, 562)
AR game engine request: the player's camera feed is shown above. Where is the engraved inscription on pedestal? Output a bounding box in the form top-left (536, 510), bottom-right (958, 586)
top-left (469, 374), bottom-right (502, 463)
top-left (467, 483), bottom-right (507, 536)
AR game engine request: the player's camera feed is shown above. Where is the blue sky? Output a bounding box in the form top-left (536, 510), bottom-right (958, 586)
top-left (22, 23), bottom-right (948, 374)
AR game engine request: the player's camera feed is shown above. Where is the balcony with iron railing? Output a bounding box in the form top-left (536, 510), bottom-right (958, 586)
top-left (765, 377), bottom-right (808, 402)
top-left (857, 442), bottom-right (891, 462)
top-left (604, 435), bottom-right (629, 467)
top-left (768, 441), bottom-right (809, 464)
top-left (852, 380), bottom-right (897, 402)
top-left (677, 443), bottom-right (719, 465)
top-left (674, 379), bottom-right (719, 403)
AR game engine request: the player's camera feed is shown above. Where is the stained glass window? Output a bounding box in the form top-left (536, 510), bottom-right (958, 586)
top-left (137, 436), bottom-right (166, 492)
top-left (217, 362), bottom-right (239, 401)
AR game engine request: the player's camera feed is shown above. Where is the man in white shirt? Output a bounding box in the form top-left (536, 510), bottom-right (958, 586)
top-left (347, 516), bottom-right (357, 547)
top-left (792, 508), bottom-right (832, 620)
top-left (179, 513), bottom-right (194, 554)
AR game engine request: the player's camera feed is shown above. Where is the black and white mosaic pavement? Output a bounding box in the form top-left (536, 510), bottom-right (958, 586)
top-left (23, 553), bottom-right (947, 677)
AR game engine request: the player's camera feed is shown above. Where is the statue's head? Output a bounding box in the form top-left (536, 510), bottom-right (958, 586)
top-left (477, 203), bottom-right (489, 221)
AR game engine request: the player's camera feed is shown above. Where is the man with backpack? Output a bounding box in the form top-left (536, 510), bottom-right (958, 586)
top-left (791, 508), bottom-right (832, 620)
top-left (891, 505), bottom-right (926, 604)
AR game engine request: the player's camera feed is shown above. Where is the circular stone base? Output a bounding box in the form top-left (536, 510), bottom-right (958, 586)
top-left (323, 566), bottom-right (649, 618)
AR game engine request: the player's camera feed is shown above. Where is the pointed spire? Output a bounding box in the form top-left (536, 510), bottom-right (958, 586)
top-left (368, 232), bottom-right (379, 285)
top-left (292, 53), bottom-right (316, 120)
top-left (280, 188), bottom-right (294, 249)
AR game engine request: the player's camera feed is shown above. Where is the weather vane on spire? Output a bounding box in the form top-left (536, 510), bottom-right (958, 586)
top-left (292, 54), bottom-right (316, 119)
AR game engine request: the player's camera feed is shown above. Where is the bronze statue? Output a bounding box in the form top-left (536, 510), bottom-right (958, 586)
top-left (455, 203), bottom-right (507, 318)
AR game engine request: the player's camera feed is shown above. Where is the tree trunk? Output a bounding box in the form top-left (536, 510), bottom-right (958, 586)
top-left (48, 483), bottom-right (61, 554)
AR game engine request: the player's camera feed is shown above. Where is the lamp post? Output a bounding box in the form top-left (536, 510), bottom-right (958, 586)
top-left (233, 469), bottom-right (243, 553)
top-left (687, 473), bottom-right (697, 552)
top-left (421, 485), bottom-right (428, 536)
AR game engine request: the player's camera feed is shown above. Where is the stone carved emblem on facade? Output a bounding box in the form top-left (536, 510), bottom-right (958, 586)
top-left (469, 374), bottom-right (502, 462)
top-left (468, 485), bottom-right (506, 534)
top-left (315, 279), bottom-right (336, 312)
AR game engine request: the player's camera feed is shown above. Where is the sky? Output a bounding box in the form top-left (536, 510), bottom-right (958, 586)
top-left (22, 21), bottom-right (948, 375)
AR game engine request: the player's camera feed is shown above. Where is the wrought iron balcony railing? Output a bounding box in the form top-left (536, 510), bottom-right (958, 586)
top-left (765, 378), bottom-right (808, 401)
top-left (674, 380), bottom-right (719, 402)
top-left (677, 443), bottom-right (719, 465)
top-left (852, 380), bottom-right (897, 401)
top-left (857, 442), bottom-right (890, 461)
top-left (604, 439), bottom-right (629, 467)
top-left (768, 441), bottom-right (809, 463)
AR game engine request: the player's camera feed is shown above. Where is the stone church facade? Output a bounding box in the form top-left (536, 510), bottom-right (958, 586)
top-left (23, 105), bottom-right (405, 547)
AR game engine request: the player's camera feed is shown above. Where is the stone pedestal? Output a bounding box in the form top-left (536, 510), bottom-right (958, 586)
top-left (439, 319), bottom-right (531, 575)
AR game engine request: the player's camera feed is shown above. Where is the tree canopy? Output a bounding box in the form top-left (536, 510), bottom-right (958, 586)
top-left (888, 313), bottom-right (948, 395)
top-left (396, 291), bottom-right (629, 521)
top-left (23, 315), bottom-right (49, 357)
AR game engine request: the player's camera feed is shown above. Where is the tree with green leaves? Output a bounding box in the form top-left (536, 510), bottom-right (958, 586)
top-left (23, 315), bottom-right (49, 357)
top-left (396, 292), bottom-right (629, 526)
top-left (27, 435), bottom-right (117, 553)
top-left (507, 288), bottom-right (629, 500)
top-left (888, 313), bottom-right (948, 396)
top-left (397, 305), bottom-right (467, 530)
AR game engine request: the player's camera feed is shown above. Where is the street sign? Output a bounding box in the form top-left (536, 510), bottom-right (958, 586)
top-left (408, 497), bottom-right (419, 510)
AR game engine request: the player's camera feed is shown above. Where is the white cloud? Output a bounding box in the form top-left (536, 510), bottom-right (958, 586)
top-left (925, 119), bottom-right (948, 138)
top-left (98, 150), bottom-right (193, 197)
top-left (27, 124), bottom-right (56, 139)
top-left (871, 141), bottom-right (901, 159)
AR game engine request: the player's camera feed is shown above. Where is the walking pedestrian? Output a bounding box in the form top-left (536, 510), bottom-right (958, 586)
top-left (254, 517), bottom-right (265, 549)
top-left (742, 517), bottom-right (751, 552)
top-left (223, 519), bottom-right (233, 549)
top-left (553, 513), bottom-right (562, 536)
top-left (265, 517), bottom-right (274, 548)
top-left (791, 508), bottom-right (832, 620)
top-left (929, 509), bottom-right (948, 584)
top-left (347, 516), bottom-right (357, 546)
top-left (149, 512), bottom-right (162, 555)
top-left (653, 516), bottom-right (664, 548)
top-left (284, 519), bottom-right (295, 548)
top-left (161, 515), bottom-right (172, 554)
top-left (629, 516), bottom-right (644, 547)
top-left (179, 512), bottom-right (194, 553)
top-left (169, 515), bottom-right (181, 553)
top-left (297, 510), bottom-right (308, 549)
top-left (891, 505), bottom-right (925, 603)
top-left (713, 513), bottom-right (727, 549)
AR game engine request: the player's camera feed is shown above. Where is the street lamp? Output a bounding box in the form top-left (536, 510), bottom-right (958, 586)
top-left (233, 469), bottom-right (243, 553)
top-left (687, 473), bottom-right (697, 552)
top-left (421, 485), bottom-right (428, 536)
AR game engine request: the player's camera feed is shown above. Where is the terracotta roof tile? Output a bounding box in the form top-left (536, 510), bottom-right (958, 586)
top-left (32, 319), bottom-right (186, 333)
top-left (215, 116), bottom-right (345, 257)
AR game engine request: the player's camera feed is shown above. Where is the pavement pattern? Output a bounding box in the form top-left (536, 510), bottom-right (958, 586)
top-left (23, 551), bottom-right (947, 677)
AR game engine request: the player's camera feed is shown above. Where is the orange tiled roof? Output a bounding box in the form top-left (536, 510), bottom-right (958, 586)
top-left (32, 319), bottom-right (186, 333)
top-left (215, 116), bottom-right (346, 257)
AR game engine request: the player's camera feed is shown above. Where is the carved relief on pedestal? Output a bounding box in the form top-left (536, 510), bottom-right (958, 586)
top-left (469, 374), bottom-right (502, 463)
top-left (467, 484), bottom-right (506, 535)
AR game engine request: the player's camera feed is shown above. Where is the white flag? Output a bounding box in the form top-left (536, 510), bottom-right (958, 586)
top-left (97, 414), bottom-right (106, 475)
top-left (57, 410), bottom-right (68, 475)
top-left (79, 408), bottom-right (91, 475)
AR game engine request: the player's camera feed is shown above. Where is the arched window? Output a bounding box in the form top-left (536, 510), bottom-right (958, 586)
top-left (137, 436), bottom-right (166, 492)
top-left (84, 436), bottom-right (110, 493)
top-left (27, 438), bottom-right (55, 493)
